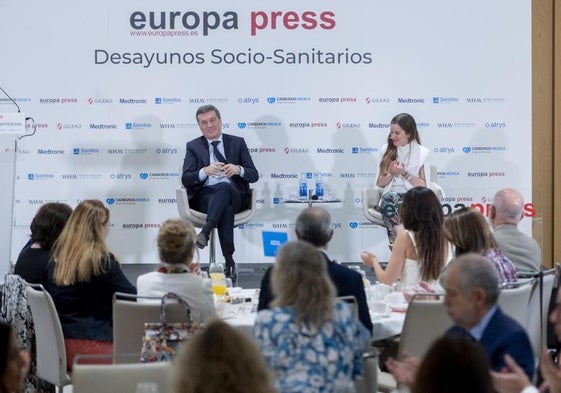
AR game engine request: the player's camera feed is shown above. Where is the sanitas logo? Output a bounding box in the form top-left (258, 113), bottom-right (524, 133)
top-left (88, 98), bottom-right (113, 104)
top-left (73, 148), bottom-right (100, 155)
top-left (27, 173), bottom-right (55, 180)
top-left (432, 97), bottom-right (459, 104)
top-left (352, 147), bottom-right (377, 154)
top-left (125, 122), bottom-right (152, 130)
top-left (155, 97), bottom-right (181, 104)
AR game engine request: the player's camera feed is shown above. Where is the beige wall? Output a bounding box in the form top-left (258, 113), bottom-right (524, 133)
top-left (532, 0), bottom-right (557, 268)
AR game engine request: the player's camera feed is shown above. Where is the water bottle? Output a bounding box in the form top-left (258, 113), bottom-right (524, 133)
top-left (299, 173), bottom-right (308, 200)
top-left (315, 173), bottom-right (324, 200)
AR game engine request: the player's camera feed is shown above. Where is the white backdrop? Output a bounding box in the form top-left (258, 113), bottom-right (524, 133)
top-left (0, 0), bottom-right (532, 273)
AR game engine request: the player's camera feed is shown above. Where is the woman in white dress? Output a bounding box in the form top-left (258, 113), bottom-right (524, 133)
top-left (376, 113), bottom-right (429, 246)
top-left (137, 219), bottom-right (216, 323)
top-left (361, 187), bottom-right (452, 289)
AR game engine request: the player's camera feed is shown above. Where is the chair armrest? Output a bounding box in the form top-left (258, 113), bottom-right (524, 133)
top-left (362, 187), bottom-right (383, 212)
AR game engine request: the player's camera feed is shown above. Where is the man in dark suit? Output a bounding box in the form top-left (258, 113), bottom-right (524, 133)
top-left (257, 207), bottom-right (373, 334)
top-left (387, 253), bottom-right (535, 386)
top-left (181, 105), bottom-right (258, 279)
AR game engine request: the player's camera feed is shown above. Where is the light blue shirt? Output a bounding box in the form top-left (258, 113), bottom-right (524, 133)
top-left (469, 304), bottom-right (498, 341)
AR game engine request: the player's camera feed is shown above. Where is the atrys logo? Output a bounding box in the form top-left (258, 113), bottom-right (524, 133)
top-left (237, 97), bottom-right (259, 104)
top-left (485, 122), bottom-right (506, 129)
top-left (155, 148), bottom-right (178, 154)
top-left (433, 147), bottom-right (455, 154)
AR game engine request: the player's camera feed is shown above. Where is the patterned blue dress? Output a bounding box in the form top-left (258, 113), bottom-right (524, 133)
top-left (253, 300), bottom-right (371, 393)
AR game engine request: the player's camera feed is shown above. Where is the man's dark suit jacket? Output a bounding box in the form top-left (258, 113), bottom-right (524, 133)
top-left (446, 307), bottom-right (535, 379)
top-left (257, 253), bottom-right (373, 334)
top-left (181, 133), bottom-right (258, 203)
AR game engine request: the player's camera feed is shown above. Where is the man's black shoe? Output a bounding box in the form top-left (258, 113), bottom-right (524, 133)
top-left (196, 232), bottom-right (209, 249)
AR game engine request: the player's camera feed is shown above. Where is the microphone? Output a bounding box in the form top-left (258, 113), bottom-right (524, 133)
top-left (0, 85), bottom-right (21, 112)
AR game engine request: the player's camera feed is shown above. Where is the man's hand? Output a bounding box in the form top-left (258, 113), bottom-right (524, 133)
top-left (204, 162), bottom-right (226, 177)
top-left (539, 348), bottom-right (561, 393)
top-left (188, 261), bottom-right (201, 276)
top-left (222, 163), bottom-right (241, 178)
top-left (386, 353), bottom-right (421, 386)
top-left (491, 354), bottom-right (533, 393)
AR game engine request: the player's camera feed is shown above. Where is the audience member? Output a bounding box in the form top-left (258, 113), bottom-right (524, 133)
top-left (136, 219), bottom-right (216, 323)
top-left (376, 113), bottom-right (429, 245)
top-left (0, 322), bottom-right (30, 393)
top-left (254, 241), bottom-right (371, 392)
top-left (257, 206), bottom-right (373, 333)
top-left (181, 104), bottom-right (259, 280)
top-left (492, 286), bottom-right (561, 393)
top-left (490, 188), bottom-right (542, 275)
top-left (47, 199), bottom-right (136, 370)
top-left (14, 202), bottom-right (72, 286)
top-left (444, 207), bottom-right (518, 284)
top-left (411, 336), bottom-right (494, 393)
top-left (361, 186), bottom-right (452, 289)
top-left (387, 253), bottom-right (534, 386)
top-left (173, 319), bottom-right (275, 393)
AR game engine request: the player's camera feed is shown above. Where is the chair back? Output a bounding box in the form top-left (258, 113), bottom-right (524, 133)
top-left (525, 269), bottom-right (556, 356)
top-left (398, 293), bottom-right (452, 359)
top-left (112, 292), bottom-right (189, 358)
top-left (25, 283), bottom-right (71, 389)
top-left (72, 354), bottom-right (172, 393)
top-left (497, 280), bottom-right (535, 327)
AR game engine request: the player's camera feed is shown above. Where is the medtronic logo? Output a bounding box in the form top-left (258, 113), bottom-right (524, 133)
top-left (317, 148), bottom-right (344, 154)
top-left (397, 98), bottom-right (425, 104)
top-left (37, 149), bottom-right (65, 155)
top-left (368, 123), bottom-right (390, 129)
top-left (270, 173), bottom-right (298, 179)
top-left (119, 98), bottom-right (148, 104)
top-left (90, 123), bottom-right (117, 130)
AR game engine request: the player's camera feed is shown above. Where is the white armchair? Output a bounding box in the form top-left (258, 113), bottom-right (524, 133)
top-left (361, 166), bottom-right (444, 227)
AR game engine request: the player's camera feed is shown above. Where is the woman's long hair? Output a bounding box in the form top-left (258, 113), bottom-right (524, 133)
top-left (157, 219), bottom-right (196, 265)
top-left (271, 241), bottom-right (336, 329)
top-left (399, 187), bottom-right (446, 281)
top-left (443, 207), bottom-right (497, 256)
top-left (51, 199), bottom-right (111, 285)
top-left (379, 113), bottom-right (422, 174)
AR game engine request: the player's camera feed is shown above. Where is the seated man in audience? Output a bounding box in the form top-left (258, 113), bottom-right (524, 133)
top-left (490, 188), bottom-right (542, 275)
top-left (257, 206), bottom-right (373, 334)
top-left (387, 253), bottom-right (534, 386)
top-left (492, 286), bottom-right (561, 393)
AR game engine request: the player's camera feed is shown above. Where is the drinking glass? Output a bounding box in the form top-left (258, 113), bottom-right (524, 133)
top-left (211, 276), bottom-right (228, 296)
top-left (209, 263), bottom-right (224, 280)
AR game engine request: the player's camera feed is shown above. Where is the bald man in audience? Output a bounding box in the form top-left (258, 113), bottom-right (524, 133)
top-left (387, 253), bottom-right (535, 386)
top-left (490, 188), bottom-right (542, 275)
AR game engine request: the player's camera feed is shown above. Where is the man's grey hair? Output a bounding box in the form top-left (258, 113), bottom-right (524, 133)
top-left (444, 253), bottom-right (500, 306)
top-left (492, 188), bottom-right (524, 222)
top-left (294, 207), bottom-right (332, 247)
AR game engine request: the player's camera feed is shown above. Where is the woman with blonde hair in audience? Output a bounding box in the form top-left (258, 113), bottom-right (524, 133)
top-left (361, 186), bottom-right (452, 290)
top-left (254, 241), bottom-right (371, 392)
top-left (173, 319), bottom-right (275, 393)
top-left (47, 199), bottom-right (136, 370)
top-left (137, 218), bottom-right (216, 322)
top-left (444, 206), bottom-right (517, 284)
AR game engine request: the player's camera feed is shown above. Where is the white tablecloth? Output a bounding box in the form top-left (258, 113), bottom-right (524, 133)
top-left (218, 288), bottom-right (406, 341)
